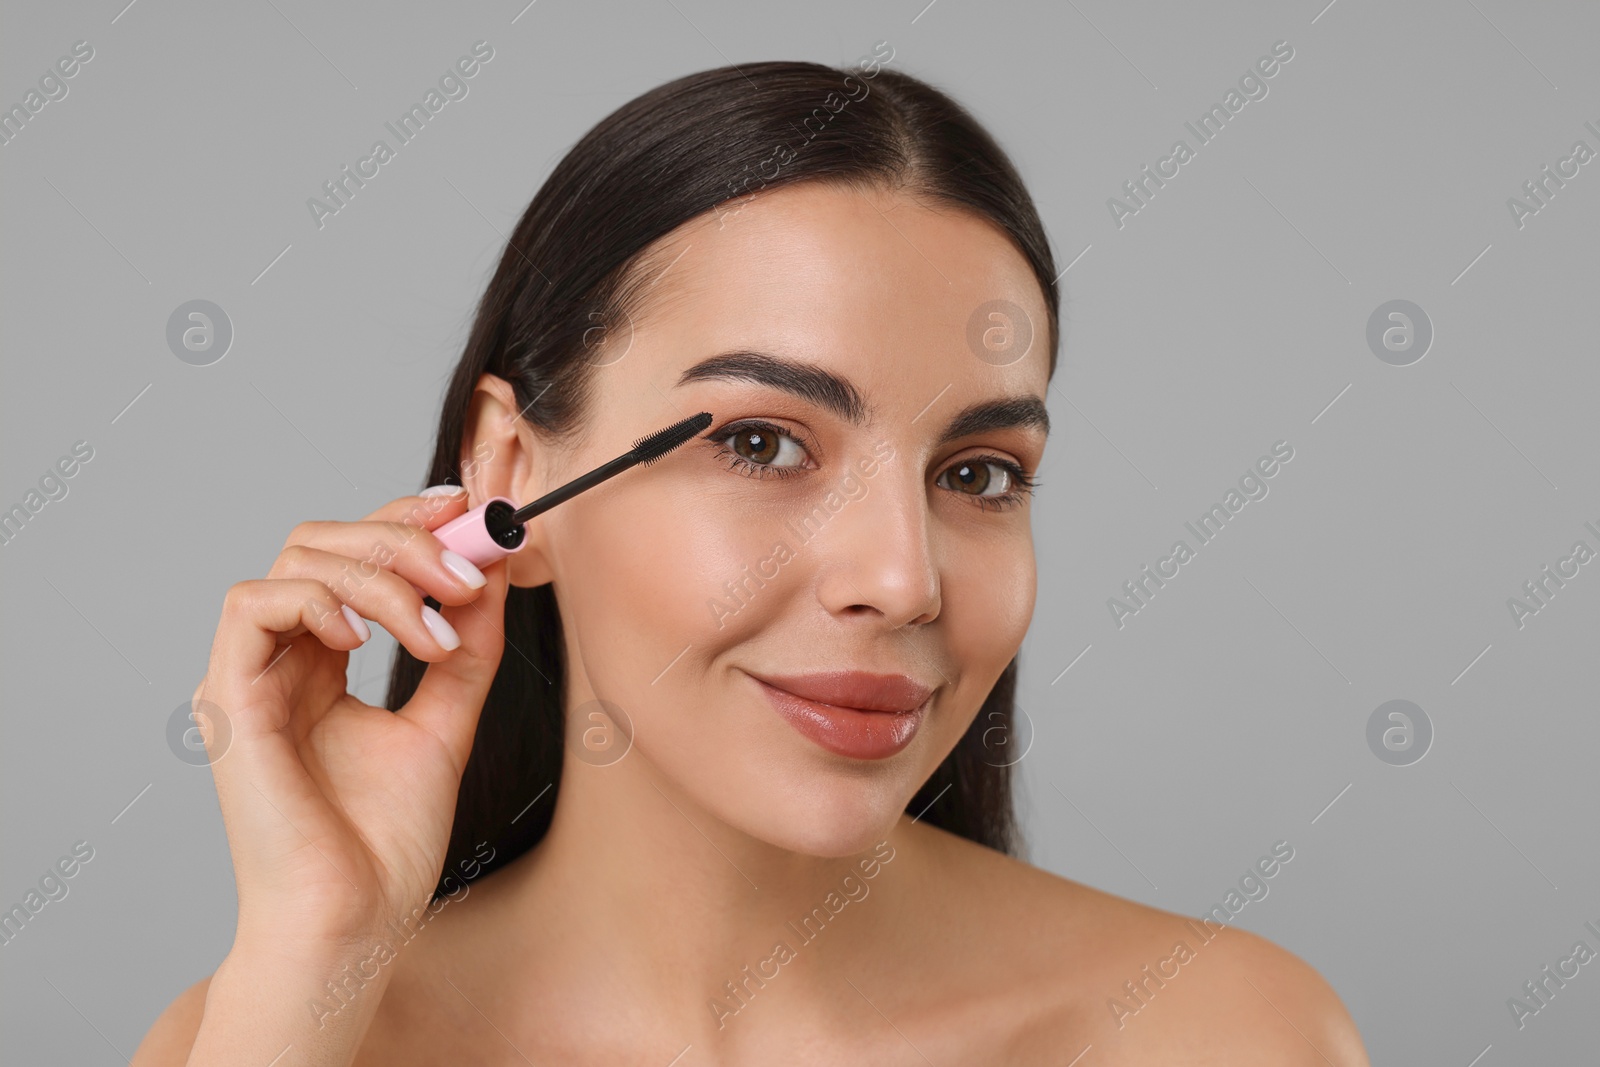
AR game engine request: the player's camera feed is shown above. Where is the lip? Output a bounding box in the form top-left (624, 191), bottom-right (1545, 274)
top-left (746, 670), bottom-right (933, 760)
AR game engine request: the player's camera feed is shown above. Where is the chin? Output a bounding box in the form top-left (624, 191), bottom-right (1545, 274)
top-left (717, 762), bottom-right (918, 858)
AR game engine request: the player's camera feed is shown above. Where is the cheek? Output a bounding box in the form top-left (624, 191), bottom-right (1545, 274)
top-left (942, 531), bottom-right (1035, 695)
top-left (555, 484), bottom-right (785, 678)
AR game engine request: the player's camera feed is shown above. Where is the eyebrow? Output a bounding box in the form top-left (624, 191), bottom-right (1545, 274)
top-left (674, 350), bottom-right (1050, 445)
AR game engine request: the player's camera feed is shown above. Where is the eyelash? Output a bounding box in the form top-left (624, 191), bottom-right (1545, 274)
top-left (705, 419), bottom-right (1039, 512)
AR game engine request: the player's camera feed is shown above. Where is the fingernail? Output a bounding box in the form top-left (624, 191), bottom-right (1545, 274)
top-left (340, 604), bottom-right (371, 643)
top-left (421, 484), bottom-right (468, 497)
top-left (440, 549), bottom-right (487, 590)
top-left (421, 605), bottom-right (461, 650)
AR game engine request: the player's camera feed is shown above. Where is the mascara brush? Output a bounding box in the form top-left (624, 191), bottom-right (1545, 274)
top-left (433, 411), bottom-right (712, 568)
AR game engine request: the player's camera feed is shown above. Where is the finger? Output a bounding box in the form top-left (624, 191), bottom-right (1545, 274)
top-left (275, 520), bottom-right (488, 608)
top-left (204, 579), bottom-right (370, 737)
top-left (196, 573), bottom-right (425, 888)
top-left (268, 545), bottom-right (466, 661)
top-left (359, 487), bottom-right (472, 527)
top-left (396, 556), bottom-right (511, 774)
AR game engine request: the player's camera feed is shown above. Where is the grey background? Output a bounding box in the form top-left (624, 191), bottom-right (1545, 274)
top-left (3, 0), bottom-right (1596, 1061)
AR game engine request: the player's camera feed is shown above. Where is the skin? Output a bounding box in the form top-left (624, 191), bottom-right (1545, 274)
top-left (135, 182), bottom-right (1370, 1065)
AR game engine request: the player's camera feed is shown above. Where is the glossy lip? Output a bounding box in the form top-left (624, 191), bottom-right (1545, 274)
top-left (747, 670), bottom-right (934, 712)
top-left (745, 669), bottom-right (934, 760)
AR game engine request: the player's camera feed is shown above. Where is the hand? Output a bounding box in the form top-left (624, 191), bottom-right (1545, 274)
top-left (190, 488), bottom-right (510, 956)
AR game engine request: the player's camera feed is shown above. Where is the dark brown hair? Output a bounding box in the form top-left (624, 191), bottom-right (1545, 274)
top-left (384, 57), bottom-right (1062, 902)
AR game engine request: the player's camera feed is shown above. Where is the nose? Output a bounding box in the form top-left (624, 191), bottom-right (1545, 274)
top-left (811, 464), bottom-right (941, 629)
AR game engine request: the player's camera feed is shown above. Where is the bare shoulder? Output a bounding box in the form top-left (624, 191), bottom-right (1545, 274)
top-left (130, 973), bottom-right (212, 1066)
top-left (1110, 912), bottom-right (1372, 1066)
top-left (915, 824), bottom-right (1370, 1065)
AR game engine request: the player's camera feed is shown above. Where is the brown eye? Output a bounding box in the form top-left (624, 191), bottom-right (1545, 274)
top-left (941, 459), bottom-right (1007, 497)
top-left (733, 428), bottom-right (778, 464)
top-left (725, 424), bottom-right (806, 468)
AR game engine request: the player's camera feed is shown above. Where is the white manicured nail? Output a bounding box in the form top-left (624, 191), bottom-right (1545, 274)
top-left (440, 549), bottom-right (487, 590)
top-left (420, 484), bottom-right (468, 497)
top-left (340, 604), bottom-right (371, 643)
top-left (421, 605), bottom-right (461, 650)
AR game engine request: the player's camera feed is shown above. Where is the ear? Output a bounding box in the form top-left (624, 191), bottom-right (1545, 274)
top-left (459, 373), bottom-right (556, 588)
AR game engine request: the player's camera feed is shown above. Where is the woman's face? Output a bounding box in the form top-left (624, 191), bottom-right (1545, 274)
top-left (499, 180), bottom-right (1051, 857)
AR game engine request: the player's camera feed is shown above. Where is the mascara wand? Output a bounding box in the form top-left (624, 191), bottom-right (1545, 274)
top-left (433, 411), bottom-right (713, 568)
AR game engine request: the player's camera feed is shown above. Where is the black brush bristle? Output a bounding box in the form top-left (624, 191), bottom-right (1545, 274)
top-left (630, 411), bottom-right (713, 465)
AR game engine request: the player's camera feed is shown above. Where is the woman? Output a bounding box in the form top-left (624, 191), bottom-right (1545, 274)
top-left (135, 58), bottom-right (1370, 1064)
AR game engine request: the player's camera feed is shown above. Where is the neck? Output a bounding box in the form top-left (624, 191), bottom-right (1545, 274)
top-left (483, 744), bottom-right (932, 1044)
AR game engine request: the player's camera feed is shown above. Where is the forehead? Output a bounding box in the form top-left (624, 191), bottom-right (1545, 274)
top-left (625, 181), bottom-right (1052, 403)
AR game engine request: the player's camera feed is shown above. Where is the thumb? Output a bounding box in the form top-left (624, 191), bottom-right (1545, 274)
top-left (394, 555), bottom-right (511, 774)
